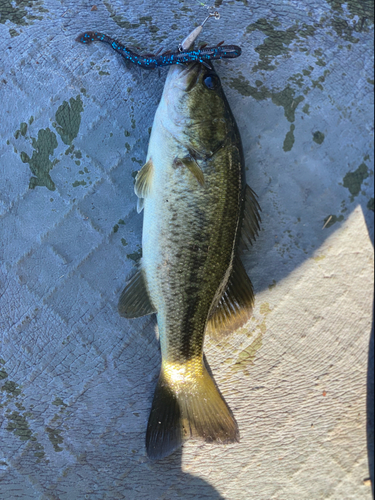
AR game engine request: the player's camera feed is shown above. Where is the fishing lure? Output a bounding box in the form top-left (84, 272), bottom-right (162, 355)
top-left (75, 31), bottom-right (241, 69)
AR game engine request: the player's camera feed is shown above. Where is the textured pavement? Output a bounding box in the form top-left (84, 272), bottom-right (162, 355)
top-left (0, 1), bottom-right (374, 498)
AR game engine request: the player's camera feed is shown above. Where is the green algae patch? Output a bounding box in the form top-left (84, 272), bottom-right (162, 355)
top-left (131, 157), bottom-right (143, 165)
top-left (6, 411), bottom-right (34, 441)
top-left (235, 332), bottom-right (263, 369)
top-left (323, 214), bottom-right (344, 228)
top-left (19, 122), bottom-right (28, 137)
top-left (21, 128), bottom-right (58, 190)
top-left (316, 58), bottom-right (327, 67)
top-left (283, 124), bottom-right (295, 152)
top-left (325, 0), bottom-right (373, 41)
top-left (367, 198), bottom-right (374, 211)
top-left (343, 163), bottom-right (369, 198)
top-left (46, 427), bottom-right (64, 452)
top-left (229, 75), bottom-right (304, 123)
top-left (246, 18), bottom-right (317, 71)
top-left (33, 442), bottom-right (46, 461)
top-left (1, 374), bottom-right (47, 455)
top-left (326, 0), bottom-right (374, 25)
top-left (0, 0), bottom-right (47, 27)
top-left (271, 87), bottom-right (305, 123)
top-left (114, 218), bottom-right (126, 233)
top-left (311, 70), bottom-right (330, 91)
top-left (52, 397), bottom-right (67, 408)
top-left (121, 238), bottom-right (128, 246)
top-left (302, 104), bottom-right (310, 114)
top-left (313, 131), bottom-right (325, 144)
top-left (104, 0), bottom-right (140, 30)
top-left (2, 380), bottom-right (22, 396)
top-left (65, 145), bottom-right (74, 155)
top-left (55, 96), bottom-right (84, 146)
top-left (0, 368), bottom-right (8, 380)
top-left (72, 180), bottom-right (87, 187)
top-left (14, 122), bottom-right (27, 138)
top-left (331, 17), bottom-right (360, 43)
top-left (260, 302), bottom-right (272, 315)
top-left (232, 302), bottom-right (272, 374)
top-left (230, 74), bottom-right (272, 101)
top-left (127, 248), bottom-right (142, 262)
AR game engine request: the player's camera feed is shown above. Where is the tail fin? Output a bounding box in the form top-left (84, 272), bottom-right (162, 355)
top-left (146, 361), bottom-right (239, 460)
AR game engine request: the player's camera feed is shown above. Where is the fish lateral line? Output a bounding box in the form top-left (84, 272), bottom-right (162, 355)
top-left (76, 31), bottom-right (241, 69)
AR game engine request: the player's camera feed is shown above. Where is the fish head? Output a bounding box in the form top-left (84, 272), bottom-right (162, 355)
top-left (160, 62), bottom-right (231, 155)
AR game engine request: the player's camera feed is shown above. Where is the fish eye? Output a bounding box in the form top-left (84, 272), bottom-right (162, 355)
top-left (203, 74), bottom-right (220, 90)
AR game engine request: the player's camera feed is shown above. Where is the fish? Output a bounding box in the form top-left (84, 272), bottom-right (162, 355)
top-left (76, 31), bottom-right (241, 69)
top-left (111, 15), bottom-right (261, 459)
top-left (118, 55), bottom-right (261, 459)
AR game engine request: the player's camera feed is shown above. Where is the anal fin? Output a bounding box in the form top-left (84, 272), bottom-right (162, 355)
top-left (207, 256), bottom-right (255, 338)
top-left (118, 268), bottom-right (156, 318)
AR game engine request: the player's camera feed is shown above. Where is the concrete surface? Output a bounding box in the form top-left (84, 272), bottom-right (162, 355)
top-left (0, 0), bottom-right (373, 499)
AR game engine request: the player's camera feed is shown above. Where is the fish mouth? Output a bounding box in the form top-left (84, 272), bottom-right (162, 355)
top-left (166, 62), bottom-right (203, 93)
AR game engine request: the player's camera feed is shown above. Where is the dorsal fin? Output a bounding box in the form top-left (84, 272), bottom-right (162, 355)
top-left (134, 158), bottom-right (154, 198)
top-left (118, 267), bottom-right (156, 318)
top-left (206, 256), bottom-right (255, 338)
top-left (240, 185), bottom-right (261, 250)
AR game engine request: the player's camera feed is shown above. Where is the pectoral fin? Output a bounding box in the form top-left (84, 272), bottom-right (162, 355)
top-left (240, 185), bottom-right (262, 250)
top-left (207, 256), bottom-right (255, 338)
top-left (134, 158), bottom-right (154, 198)
top-left (175, 156), bottom-right (205, 186)
top-left (180, 157), bottom-right (205, 186)
top-left (118, 268), bottom-right (156, 318)
top-left (137, 197), bottom-right (144, 214)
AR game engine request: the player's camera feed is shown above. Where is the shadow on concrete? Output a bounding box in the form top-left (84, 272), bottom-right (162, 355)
top-left (361, 204), bottom-right (373, 496)
top-left (367, 302), bottom-right (374, 497)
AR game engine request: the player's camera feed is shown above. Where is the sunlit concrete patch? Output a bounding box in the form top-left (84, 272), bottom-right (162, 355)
top-left (77, 174), bottom-right (137, 235)
top-left (184, 206), bottom-right (373, 498)
top-left (17, 243), bottom-right (71, 300)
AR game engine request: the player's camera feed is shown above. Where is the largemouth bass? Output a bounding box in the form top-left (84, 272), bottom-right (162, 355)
top-left (118, 59), bottom-right (261, 459)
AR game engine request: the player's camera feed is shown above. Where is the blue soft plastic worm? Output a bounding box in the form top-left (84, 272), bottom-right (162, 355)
top-left (76, 31), bottom-right (241, 69)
